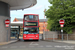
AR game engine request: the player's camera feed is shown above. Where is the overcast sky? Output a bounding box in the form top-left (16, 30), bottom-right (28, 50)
top-left (10, 0), bottom-right (52, 22)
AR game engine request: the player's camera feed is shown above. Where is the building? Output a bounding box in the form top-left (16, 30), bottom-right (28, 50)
top-left (0, 0), bottom-right (37, 42)
top-left (39, 19), bottom-right (49, 34)
top-left (11, 18), bottom-right (49, 37)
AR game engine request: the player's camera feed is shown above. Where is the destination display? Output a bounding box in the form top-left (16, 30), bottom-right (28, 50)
top-left (24, 22), bottom-right (38, 26)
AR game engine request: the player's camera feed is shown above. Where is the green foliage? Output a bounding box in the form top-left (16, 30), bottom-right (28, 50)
top-left (45, 0), bottom-right (75, 34)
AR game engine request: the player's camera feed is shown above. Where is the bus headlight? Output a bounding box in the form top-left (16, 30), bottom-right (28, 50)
top-left (36, 36), bottom-right (38, 37)
top-left (24, 36), bottom-right (26, 37)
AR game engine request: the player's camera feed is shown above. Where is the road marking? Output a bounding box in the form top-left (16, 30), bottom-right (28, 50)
top-left (10, 46), bottom-right (17, 48)
top-left (30, 42), bottom-right (39, 45)
top-left (29, 46), bottom-right (34, 47)
top-left (38, 46), bottom-right (43, 47)
top-left (30, 42), bottom-right (33, 45)
top-left (20, 46), bottom-right (26, 48)
top-left (46, 45), bottom-right (52, 47)
top-left (2, 46), bottom-right (8, 48)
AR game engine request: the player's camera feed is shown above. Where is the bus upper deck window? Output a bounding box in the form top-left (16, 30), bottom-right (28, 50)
top-left (25, 15), bottom-right (28, 20)
top-left (29, 15), bottom-right (33, 19)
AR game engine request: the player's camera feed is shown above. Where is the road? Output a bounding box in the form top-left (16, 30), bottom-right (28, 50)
top-left (0, 40), bottom-right (75, 50)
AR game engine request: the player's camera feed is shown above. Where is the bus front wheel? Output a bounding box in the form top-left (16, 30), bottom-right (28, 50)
top-left (24, 40), bottom-right (25, 41)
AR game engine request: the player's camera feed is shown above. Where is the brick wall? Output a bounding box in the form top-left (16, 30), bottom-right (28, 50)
top-left (39, 22), bottom-right (49, 34)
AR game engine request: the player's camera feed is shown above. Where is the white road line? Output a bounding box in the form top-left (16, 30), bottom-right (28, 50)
top-left (2, 46), bottom-right (8, 48)
top-left (38, 46), bottom-right (43, 47)
top-left (29, 46), bottom-right (34, 47)
top-left (30, 42), bottom-right (33, 45)
top-left (10, 46), bottom-right (17, 48)
top-left (34, 43), bottom-right (39, 45)
top-left (30, 42), bottom-right (39, 45)
top-left (46, 45), bottom-right (52, 47)
top-left (20, 46), bottom-right (26, 48)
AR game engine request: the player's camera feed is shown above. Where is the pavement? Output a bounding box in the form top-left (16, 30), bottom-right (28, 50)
top-left (0, 39), bottom-right (18, 46)
top-left (0, 36), bottom-right (23, 46)
top-left (44, 39), bottom-right (75, 44)
top-left (54, 40), bottom-right (75, 44)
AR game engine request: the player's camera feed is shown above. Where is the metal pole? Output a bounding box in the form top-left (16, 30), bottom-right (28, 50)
top-left (61, 28), bottom-right (63, 41)
top-left (7, 28), bottom-right (8, 42)
top-left (67, 34), bottom-right (68, 41)
top-left (43, 30), bottom-right (45, 40)
top-left (53, 34), bottom-right (54, 41)
top-left (62, 32), bottom-right (63, 41)
top-left (43, 5), bottom-right (45, 40)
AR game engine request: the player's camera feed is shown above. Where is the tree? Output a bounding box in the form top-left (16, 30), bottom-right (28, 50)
top-left (45, 0), bottom-right (75, 34)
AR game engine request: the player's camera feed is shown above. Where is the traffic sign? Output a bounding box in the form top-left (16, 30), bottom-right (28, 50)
top-left (5, 19), bottom-right (10, 24)
top-left (61, 29), bottom-right (63, 32)
top-left (6, 24), bottom-right (9, 27)
top-left (59, 19), bottom-right (65, 25)
top-left (60, 24), bottom-right (64, 27)
top-left (5, 19), bottom-right (10, 27)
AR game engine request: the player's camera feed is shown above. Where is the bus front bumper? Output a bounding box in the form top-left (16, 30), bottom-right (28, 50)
top-left (23, 38), bottom-right (39, 40)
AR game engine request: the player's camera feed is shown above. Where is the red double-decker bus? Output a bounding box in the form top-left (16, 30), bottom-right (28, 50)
top-left (23, 14), bottom-right (39, 41)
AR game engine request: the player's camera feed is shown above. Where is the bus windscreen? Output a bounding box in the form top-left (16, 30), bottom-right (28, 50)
top-left (23, 27), bottom-right (39, 34)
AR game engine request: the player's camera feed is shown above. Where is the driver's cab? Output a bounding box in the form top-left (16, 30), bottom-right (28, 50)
top-left (23, 27), bottom-right (39, 34)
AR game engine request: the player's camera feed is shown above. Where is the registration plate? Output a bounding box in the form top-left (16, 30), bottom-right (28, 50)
top-left (29, 38), bottom-right (33, 40)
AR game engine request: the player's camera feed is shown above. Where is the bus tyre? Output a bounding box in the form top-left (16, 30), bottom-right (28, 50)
top-left (24, 40), bottom-right (25, 41)
top-left (37, 40), bottom-right (39, 41)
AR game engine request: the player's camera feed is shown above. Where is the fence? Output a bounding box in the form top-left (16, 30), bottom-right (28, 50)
top-left (39, 34), bottom-right (43, 40)
top-left (43, 31), bottom-right (75, 41)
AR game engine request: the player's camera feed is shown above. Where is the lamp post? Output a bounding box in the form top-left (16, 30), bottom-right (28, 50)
top-left (43, 7), bottom-right (46, 40)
